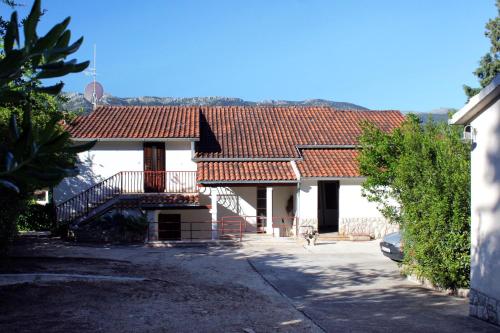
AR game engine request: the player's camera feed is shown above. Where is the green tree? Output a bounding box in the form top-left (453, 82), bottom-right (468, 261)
top-left (358, 116), bottom-right (471, 289)
top-left (464, 0), bottom-right (500, 98)
top-left (0, 0), bottom-right (95, 253)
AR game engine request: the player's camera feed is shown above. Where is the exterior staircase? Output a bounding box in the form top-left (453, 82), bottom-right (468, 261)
top-left (56, 171), bottom-right (198, 225)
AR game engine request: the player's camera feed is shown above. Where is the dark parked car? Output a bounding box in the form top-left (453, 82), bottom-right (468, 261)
top-left (380, 232), bottom-right (403, 262)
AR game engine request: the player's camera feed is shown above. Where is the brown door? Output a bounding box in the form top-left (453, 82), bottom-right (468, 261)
top-left (144, 142), bottom-right (165, 192)
top-left (158, 214), bottom-right (181, 240)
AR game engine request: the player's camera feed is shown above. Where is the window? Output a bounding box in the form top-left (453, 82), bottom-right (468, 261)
top-left (34, 189), bottom-right (49, 205)
top-left (256, 187), bottom-right (267, 233)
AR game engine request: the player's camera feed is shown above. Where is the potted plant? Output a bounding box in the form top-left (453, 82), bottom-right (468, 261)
top-left (303, 229), bottom-right (319, 246)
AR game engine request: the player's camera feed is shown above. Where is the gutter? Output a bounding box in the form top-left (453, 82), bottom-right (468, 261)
top-left (193, 157), bottom-right (300, 162)
top-left (194, 145), bottom-right (360, 162)
top-left (198, 180), bottom-right (298, 185)
top-left (290, 160), bottom-right (302, 228)
top-left (295, 144), bottom-right (359, 149)
top-left (72, 137), bottom-right (200, 142)
top-left (300, 176), bottom-right (366, 181)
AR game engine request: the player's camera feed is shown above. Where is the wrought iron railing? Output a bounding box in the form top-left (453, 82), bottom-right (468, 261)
top-left (146, 220), bottom-right (243, 242)
top-left (56, 171), bottom-right (197, 224)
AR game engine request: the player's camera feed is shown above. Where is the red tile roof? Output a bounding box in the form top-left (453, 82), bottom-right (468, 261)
top-left (67, 106), bottom-right (200, 139)
top-left (196, 106), bottom-right (404, 158)
top-left (296, 149), bottom-right (360, 177)
top-left (116, 194), bottom-right (199, 208)
top-left (197, 161), bottom-right (297, 183)
top-left (66, 106), bottom-right (404, 172)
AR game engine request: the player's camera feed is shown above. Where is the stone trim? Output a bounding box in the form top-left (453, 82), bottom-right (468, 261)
top-left (469, 288), bottom-right (500, 326)
top-left (339, 217), bottom-right (398, 239)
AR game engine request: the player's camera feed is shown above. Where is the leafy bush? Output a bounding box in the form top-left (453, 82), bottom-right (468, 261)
top-left (99, 213), bottom-right (148, 233)
top-left (74, 212), bottom-right (148, 243)
top-left (358, 115), bottom-right (471, 289)
top-left (16, 201), bottom-right (55, 232)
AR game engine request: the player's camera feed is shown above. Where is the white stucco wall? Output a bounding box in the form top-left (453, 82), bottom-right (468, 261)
top-left (296, 180), bottom-right (319, 234)
top-left (338, 179), bottom-right (396, 239)
top-left (338, 179), bottom-right (380, 218)
top-left (470, 97), bottom-right (500, 301)
top-left (271, 186), bottom-right (296, 236)
top-left (272, 186), bottom-right (295, 218)
top-left (80, 141), bottom-right (144, 178)
top-left (165, 142), bottom-right (197, 171)
top-left (148, 208), bottom-right (212, 241)
top-left (54, 141), bottom-right (144, 203)
top-left (196, 186), bottom-right (296, 235)
top-left (296, 178), bottom-right (393, 238)
top-left (214, 186), bottom-right (258, 231)
top-left (297, 180), bottom-right (318, 220)
top-left (54, 140), bottom-right (197, 204)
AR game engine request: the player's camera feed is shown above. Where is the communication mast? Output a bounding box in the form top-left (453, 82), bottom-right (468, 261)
top-left (84, 44), bottom-right (104, 109)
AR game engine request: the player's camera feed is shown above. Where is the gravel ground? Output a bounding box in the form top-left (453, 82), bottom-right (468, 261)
top-left (0, 236), bottom-right (320, 333)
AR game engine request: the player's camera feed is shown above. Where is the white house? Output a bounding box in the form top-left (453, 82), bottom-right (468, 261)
top-left (450, 75), bottom-right (500, 326)
top-left (55, 105), bottom-right (404, 241)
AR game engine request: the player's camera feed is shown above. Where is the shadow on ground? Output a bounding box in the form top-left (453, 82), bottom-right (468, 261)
top-left (0, 236), bottom-right (498, 333)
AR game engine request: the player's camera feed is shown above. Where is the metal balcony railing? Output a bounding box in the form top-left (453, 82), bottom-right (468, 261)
top-left (56, 171), bottom-right (197, 224)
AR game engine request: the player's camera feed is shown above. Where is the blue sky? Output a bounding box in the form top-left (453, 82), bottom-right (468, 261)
top-left (2, 0), bottom-right (496, 112)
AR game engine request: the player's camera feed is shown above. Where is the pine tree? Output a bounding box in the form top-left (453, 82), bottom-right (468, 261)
top-left (464, 0), bottom-right (500, 99)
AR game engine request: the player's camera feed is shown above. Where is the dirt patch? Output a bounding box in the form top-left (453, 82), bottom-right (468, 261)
top-left (0, 237), bottom-right (318, 332)
top-left (0, 280), bottom-right (297, 332)
top-left (0, 256), bottom-right (132, 275)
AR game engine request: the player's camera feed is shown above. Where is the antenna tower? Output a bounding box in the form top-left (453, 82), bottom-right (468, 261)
top-left (84, 44), bottom-right (104, 109)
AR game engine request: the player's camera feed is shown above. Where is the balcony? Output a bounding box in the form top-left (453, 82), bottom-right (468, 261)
top-left (120, 171), bottom-right (198, 194)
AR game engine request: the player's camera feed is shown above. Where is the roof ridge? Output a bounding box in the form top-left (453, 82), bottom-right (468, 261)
top-left (91, 104), bottom-right (402, 113)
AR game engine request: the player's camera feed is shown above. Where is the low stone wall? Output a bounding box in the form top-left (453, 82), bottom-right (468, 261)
top-left (470, 288), bottom-right (500, 326)
top-left (339, 217), bottom-right (398, 239)
top-left (294, 218), bottom-right (317, 236)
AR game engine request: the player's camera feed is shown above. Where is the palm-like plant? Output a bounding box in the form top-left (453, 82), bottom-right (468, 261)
top-left (0, 0), bottom-right (95, 193)
top-left (0, 0), bottom-right (95, 252)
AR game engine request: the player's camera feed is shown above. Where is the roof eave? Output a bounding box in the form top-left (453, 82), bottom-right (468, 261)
top-left (300, 176), bottom-right (365, 180)
top-left (194, 157), bottom-right (300, 161)
top-left (450, 75), bottom-right (500, 125)
top-left (71, 137), bottom-right (200, 142)
top-left (198, 180), bottom-right (298, 185)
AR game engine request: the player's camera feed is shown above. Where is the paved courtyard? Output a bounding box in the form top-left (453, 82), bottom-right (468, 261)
top-left (0, 235), bottom-right (498, 332)
top-left (244, 237), bottom-right (499, 332)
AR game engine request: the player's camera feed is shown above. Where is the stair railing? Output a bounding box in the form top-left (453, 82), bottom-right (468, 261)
top-left (55, 171), bottom-right (198, 224)
top-left (56, 172), bottom-right (123, 224)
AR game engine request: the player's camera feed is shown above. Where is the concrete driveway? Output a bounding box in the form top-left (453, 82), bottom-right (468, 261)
top-left (243, 238), bottom-right (499, 333)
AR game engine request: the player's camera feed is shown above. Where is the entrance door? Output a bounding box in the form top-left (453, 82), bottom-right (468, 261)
top-left (318, 181), bottom-right (339, 232)
top-left (158, 214), bottom-right (181, 240)
top-left (144, 142), bottom-right (165, 192)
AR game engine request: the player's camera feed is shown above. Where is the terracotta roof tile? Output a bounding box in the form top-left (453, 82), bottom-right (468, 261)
top-left (67, 106), bottom-right (200, 139)
top-left (197, 161), bottom-right (297, 182)
top-left (66, 106), bottom-right (404, 162)
top-left (196, 106), bottom-right (404, 158)
top-left (297, 149), bottom-right (360, 177)
top-left (116, 194), bottom-right (199, 208)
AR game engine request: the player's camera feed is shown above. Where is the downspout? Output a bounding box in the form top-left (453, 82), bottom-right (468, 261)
top-left (290, 161), bottom-right (301, 237)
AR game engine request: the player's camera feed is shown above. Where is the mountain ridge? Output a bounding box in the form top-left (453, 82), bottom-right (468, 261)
top-left (62, 92), bottom-right (369, 113)
top-left (62, 92), bottom-right (451, 122)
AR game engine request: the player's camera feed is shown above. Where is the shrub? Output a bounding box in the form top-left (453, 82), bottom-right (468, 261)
top-left (16, 201), bottom-right (55, 232)
top-left (74, 212), bottom-right (148, 243)
top-left (0, 193), bottom-right (22, 254)
top-left (358, 115), bottom-right (471, 289)
top-left (98, 212), bottom-right (148, 234)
